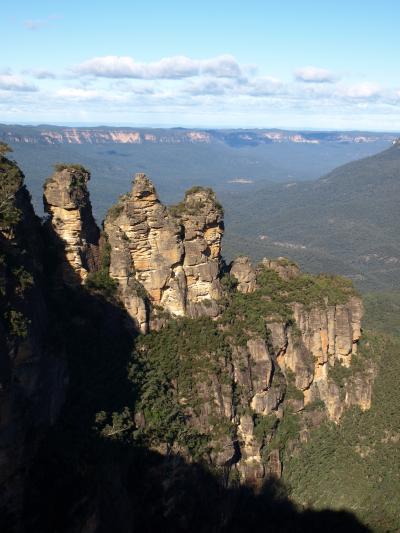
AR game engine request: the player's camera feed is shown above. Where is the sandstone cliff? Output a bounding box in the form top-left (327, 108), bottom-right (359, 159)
top-left (43, 164), bottom-right (100, 285)
top-left (131, 255), bottom-right (374, 485)
top-left (104, 174), bottom-right (223, 332)
top-left (0, 153), bottom-right (381, 531)
top-left (39, 166), bottom-right (372, 486)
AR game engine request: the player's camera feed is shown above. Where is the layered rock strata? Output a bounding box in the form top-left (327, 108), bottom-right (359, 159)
top-left (43, 165), bottom-right (100, 285)
top-left (133, 254), bottom-right (372, 486)
top-left (104, 175), bottom-right (224, 331)
top-left (230, 256), bottom-right (257, 293)
top-left (38, 163), bottom-right (374, 487)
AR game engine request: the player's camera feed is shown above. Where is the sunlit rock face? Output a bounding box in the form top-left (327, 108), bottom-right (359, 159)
top-left (230, 256), bottom-right (257, 294)
top-left (43, 166), bottom-right (100, 285)
top-left (41, 164), bottom-right (373, 488)
top-left (262, 257), bottom-right (300, 281)
top-left (104, 174), bottom-right (224, 331)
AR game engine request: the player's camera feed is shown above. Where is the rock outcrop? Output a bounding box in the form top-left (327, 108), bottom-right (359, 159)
top-left (230, 256), bottom-right (257, 293)
top-left (132, 255), bottom-right (373, 485)
top-left (261, 257), bottom-right (300, 281)
top-left (39, 164), bottom-right (374, 486)
top-left (0, 152), bottom-right (381, 530)
top-left (104, 175), bottom-right (224, 331)
top-left (43, 165), bottom-right (100, 285)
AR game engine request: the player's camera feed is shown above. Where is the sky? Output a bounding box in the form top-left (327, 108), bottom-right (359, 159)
top-left (2, 0), bottom-right (400, 130)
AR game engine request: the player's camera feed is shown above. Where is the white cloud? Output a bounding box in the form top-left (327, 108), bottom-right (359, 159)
top-left (3, 53), bottom-right (399, 129)
top-left (22, 68), bottom-right (57, 79)
top-left (55, 87), bottom-right (134, 103)
top-left (183, 78), bottom-right (237, 96)
top-left (0, 74), bottom-right (37, 92)
top-left (33, 69), bottom-right (57, 79)
top-left (246, 76), bottom-right (284, 96)
top-left (338, 82), bottom-right (381, 99)
top-left (55, 88), bottom-right (107, 101)
top-left (295, 66), bottom-right (337, 83)
top-left (73, 54), bottom-right (243, 79)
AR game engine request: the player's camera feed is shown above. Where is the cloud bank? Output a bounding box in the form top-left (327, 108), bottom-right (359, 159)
top-left (0, 54), bottom-right (399, 128)
top-left (0, 74), bottom-right (37, 92)
top-left (294, 66), bottom-right (337, 83)
top-left (73, 54), bottom-right (243, 80)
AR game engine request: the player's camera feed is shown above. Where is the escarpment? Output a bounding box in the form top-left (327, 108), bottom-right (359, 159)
top-left (104, 174), bottom-right (224, 331)
top-left (0, 153), bottom-right (380, 530)
top-left (41, 166), bottom-right (375, 484)
top-left (43, 164), bottom-right (100, 285)
top-left (0, 151), bottom-right (66, 525)
top-left (129, 255), bottom-right (375, 485)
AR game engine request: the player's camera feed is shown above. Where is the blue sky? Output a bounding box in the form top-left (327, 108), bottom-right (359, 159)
top-left (2, 0), bottom-right (400, 129)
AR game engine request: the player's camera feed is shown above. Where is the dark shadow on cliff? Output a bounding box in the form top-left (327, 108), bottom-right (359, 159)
top-left (22, 229), bottom-right (371, 533)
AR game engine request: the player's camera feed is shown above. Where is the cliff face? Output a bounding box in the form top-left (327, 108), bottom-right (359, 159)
top-left (39, 169), bottom-right (372, 486)
top-left (43, 165), bottom-right (100, 285)
top-left (0, 153), bottom-right (379, 528)
top-left (1, 124), bottom-right (396, 146)
top-left (131, 254), bottom-right (374, 486)
top-left (0, 153), bottom-right (66, 525)
top-left (104, 174), bottom-right (223, 332)
top-left (230, 260), bottom-right (372, 481)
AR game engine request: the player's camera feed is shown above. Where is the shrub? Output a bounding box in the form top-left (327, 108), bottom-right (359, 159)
top-left (53, 163), bottom-right (89, 174)
top-left (253, 413), bottom-right (278, 443)
top-left (0, 142), bottom-right (12, 156)
top-left (106, 204), bottom-right (124, 222)
top-left (85, 271), bottom-right (118, 298)
top-left (0, 157), bottom-right (24, 229)
top-left (5, 309), bottom-right (30, 338)
top-left (130, 317), bottom-right (232, 456)
top-left (12, 267), bottom-right (34, 295)
top-left (328, 360), bottom-right (352, 387)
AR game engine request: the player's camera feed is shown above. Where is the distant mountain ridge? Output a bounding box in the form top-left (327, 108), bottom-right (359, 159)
top-left (222, 141), bottom-right (400, 291)
top-left (0, 123), bottom-right (397, 147)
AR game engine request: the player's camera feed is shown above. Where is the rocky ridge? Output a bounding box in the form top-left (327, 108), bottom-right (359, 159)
top-left (132, 255), bottom-right (373, 484)
top-left (38, 167), bottom-right (375, 484)
top-left (1, 124), bottom-right (396, 146)
top-left (0, 153), bottom-right (378, 528)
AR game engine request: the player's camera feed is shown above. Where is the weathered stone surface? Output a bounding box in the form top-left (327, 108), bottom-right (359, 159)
top-left (230, 256), bottom-right (257, 293)
top-left (345, 361), bottom-right (376, 412)
top-left (292, 299), bottom-right (363, 367)
top-left (265, 448), bottom-right (282, 479)
top-left (251, 386), bottom-right (285, 415)
top-left (180, 187), bottom-right (224, 309)
top-left (237, 414), bottom-right (264, 482)
top-left (104, 175), bottom-right (224, 329)
top-left (247, 338), bottom-right (273, 391)
top-left (41, 166), bottom-right (373, 485)
top-left (43, 166), bottom-right (100, 285)
top-left (262, 257), bottom-right (300, 281)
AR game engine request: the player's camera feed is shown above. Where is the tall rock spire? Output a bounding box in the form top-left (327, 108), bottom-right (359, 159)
top-left (43, 164), bottom-right (100, 285)
top-left (104, 174), bottom-right (224, 330)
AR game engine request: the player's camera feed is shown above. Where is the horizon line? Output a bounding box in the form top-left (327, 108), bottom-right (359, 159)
top-left (1, 121), bottom-right (399, 134)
